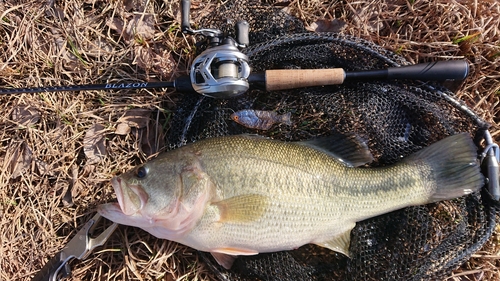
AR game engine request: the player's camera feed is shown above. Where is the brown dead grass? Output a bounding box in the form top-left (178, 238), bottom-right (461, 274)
top-left (0, 0), bottom-right (499, 280)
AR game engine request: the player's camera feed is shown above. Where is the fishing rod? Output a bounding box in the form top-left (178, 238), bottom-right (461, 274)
top-left (0, 61), bottom-right (469, 97)
top-left (0, 0), bottom-right (470, 99)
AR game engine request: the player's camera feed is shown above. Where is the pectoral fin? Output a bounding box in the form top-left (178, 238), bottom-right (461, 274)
top-left (213, 194), bottom-right (269, 223)
top-left (314, 222), bottom-right (355, 257)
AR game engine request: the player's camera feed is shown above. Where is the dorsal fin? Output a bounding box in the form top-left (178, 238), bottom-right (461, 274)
top-left (299, 133), bottom-right (374, 167)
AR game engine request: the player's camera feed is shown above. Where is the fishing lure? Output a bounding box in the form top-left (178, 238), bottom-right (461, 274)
top-left (230, 109), bottom-right (292, 130)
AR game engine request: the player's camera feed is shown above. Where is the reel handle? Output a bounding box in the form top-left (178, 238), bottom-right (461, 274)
top-left (235, 21), bottom-right (250, 47)
top-left (180, 0), bottom-right (192, 33)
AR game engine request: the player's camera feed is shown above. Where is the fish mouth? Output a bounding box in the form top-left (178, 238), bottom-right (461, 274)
top-left (111, 177), bottom-right (149, 216)
top-left (97, 202), bottom-right (123, 220)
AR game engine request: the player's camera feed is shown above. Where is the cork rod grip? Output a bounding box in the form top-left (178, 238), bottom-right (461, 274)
top-left (265, 69), bottom-right (346, 91)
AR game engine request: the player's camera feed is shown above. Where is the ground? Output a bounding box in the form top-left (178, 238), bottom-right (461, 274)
top-left (0, 0), bottom-right (499, 280)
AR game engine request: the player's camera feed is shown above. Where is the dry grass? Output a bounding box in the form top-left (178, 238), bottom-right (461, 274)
top-left (0, 0), bottom-right (499, 280)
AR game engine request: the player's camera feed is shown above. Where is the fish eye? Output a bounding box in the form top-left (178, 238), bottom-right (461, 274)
top-left (233, 116), bottom-right (239, 120)
top-left (135, 166), bottom-right (148, 179)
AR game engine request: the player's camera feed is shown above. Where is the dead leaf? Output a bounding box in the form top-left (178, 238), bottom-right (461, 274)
top-left (306, 19), bottom-right (347, 33)
top-left (351, 6), bottom-right (383, 33)
top-left (82, 38), bottom-right (114, 59)
top-left (63, 165), bottom-right (79, 207)
top-left (126, 15), bottom-right (155, 41)
top-left (122, 0), bottom-right (147, 12)
top-left (83, 123), bottom-right (107, 164)
top-left (272, 1), bottom-right (291, 7)
top-left (5, 141), bottom-right (33, 179)
top-left (68, 180), bottom-right (83, 206)
top-left (107, 17), bottom-right (126, 38)
top-left (133, 45), bottom-right (154, 73)
top-left (115, 108), bottom-right (152, 135)
top-left (35, 159), bottom-right (54, 177)
top-left (107, 14), bottom-right (155, 43)
top-left (115, 123), bottom-right (132, 135)
top-left (45, 4), bottom-right (66, 21)
top-left (11, 105), bottom-right (41, 127)
top-left (134, 46), bottom-right (177, 78)
top-left (152, 49), bottom-right (177, 79)
top-left (123, 0), bottom-right (135, 11)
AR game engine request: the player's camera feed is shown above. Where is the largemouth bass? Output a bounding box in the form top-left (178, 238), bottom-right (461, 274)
top-left (98, 133), bottom-right (483, 269)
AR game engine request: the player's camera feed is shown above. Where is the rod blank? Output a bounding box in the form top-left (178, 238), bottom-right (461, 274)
top-left (0, 81), bottom-right (177, 95)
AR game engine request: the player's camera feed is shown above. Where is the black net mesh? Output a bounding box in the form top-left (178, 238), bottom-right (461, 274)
top-left (165, 1), bottom-right (498, 280)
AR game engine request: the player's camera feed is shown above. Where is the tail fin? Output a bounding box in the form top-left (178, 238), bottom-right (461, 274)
top-left (407, 133), bottom-right (484, 202)
top-left (280, 112), bottom-right (292, 126)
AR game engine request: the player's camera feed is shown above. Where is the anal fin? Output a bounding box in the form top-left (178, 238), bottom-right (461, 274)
top-left (313, 222), bottom-right (355, 257)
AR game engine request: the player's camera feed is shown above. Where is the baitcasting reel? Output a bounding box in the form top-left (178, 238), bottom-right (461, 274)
top-left (181, 0), bottom-right (251, 98)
